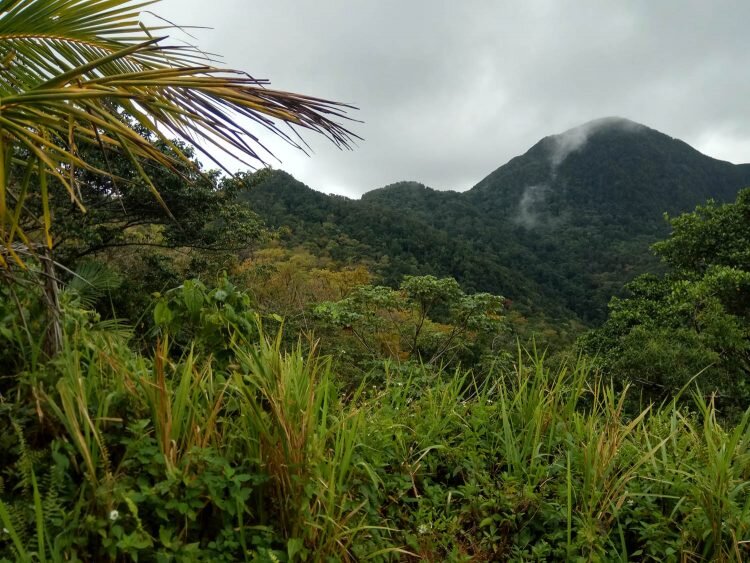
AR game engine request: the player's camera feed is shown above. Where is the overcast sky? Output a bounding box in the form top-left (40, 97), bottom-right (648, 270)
top-left (155, 0), bottom-right (750, 198)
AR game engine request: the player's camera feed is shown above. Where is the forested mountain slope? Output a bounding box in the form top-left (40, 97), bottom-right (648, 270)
top-left (242, 118), bottom-right (750, 323)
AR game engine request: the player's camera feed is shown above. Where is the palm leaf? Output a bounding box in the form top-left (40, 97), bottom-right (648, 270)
top-left (0, 0), bottom-right (357, 264)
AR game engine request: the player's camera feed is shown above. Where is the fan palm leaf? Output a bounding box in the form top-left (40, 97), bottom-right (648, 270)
top-left (0, 0), bottom-right (357, 267)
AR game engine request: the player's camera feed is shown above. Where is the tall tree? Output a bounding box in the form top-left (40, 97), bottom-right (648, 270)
top-left (580, 189), bottom-right (750, 415)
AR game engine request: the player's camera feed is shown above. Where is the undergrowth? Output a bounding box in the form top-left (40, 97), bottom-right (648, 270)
top-left (0, 282), bottom-right (749, 561)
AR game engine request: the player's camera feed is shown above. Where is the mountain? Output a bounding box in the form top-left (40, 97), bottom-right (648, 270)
top-left (238, 171), bottom-right (543, 308)
top-left (241, 118), bottom-right (750, 324)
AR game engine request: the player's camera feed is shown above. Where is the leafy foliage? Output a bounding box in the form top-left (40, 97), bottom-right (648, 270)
top-left (581, 189), bottom-right (750, 415)
top-left (2, 5), bottom-right (749, 560)
top-left (314, 275), bottom-right (506, 371)
top-left (35, 139), bottom-right (269, 265)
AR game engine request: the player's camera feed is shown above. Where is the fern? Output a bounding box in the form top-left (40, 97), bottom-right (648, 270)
top-left (65, 262), bottom-right (123, 310)
top-left (11, 420), bottom-right (35, 497)
top-left (2, 423), bottom-right (68, 561)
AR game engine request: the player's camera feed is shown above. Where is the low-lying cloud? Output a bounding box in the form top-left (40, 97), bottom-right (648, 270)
top-left (514, 183), bottom-right (549, 229)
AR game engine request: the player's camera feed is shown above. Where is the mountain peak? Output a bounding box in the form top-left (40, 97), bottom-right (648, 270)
top-left (561, 116), bottom-right (645, 132)
top-left (539, 117), bottom-right (649, 168)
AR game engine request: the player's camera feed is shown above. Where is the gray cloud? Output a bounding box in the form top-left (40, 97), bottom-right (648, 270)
top-left (154, 0), bottom-right (750, 197)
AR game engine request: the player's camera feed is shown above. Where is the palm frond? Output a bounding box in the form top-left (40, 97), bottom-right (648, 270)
top-left (0, 0), bottom-right (358, 263)
top-left (65, 260), bottom-right (121, 308)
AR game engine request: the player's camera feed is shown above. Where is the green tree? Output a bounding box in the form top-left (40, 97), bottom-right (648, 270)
top-left (42, 140), bottom-right (268, 265)
top-left (581, 189), bottom-right (750, 414)
top-left (315, 275), bottom-right (506, 366)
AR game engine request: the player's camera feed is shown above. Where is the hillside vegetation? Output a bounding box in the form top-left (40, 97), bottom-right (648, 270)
top-left (244, 118), bottom-right (750, 323)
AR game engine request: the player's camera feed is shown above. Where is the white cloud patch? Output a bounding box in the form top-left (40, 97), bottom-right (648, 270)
top-left (550, 125), bottom-right (590, 169)
top-left (514, 183), bottom-right (549, 228)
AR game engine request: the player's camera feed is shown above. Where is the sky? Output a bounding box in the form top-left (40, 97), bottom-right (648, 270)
top-left (154, 0), bottom-right (750, 198)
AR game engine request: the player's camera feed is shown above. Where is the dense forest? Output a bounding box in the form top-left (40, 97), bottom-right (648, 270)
top-left (1, 2), bottom-right (750, 561)
top-left (244, 118), bottom-right (750, 324)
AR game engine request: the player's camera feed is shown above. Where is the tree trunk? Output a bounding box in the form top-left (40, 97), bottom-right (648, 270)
top-left (41, 247), bottom-right (62, 357)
